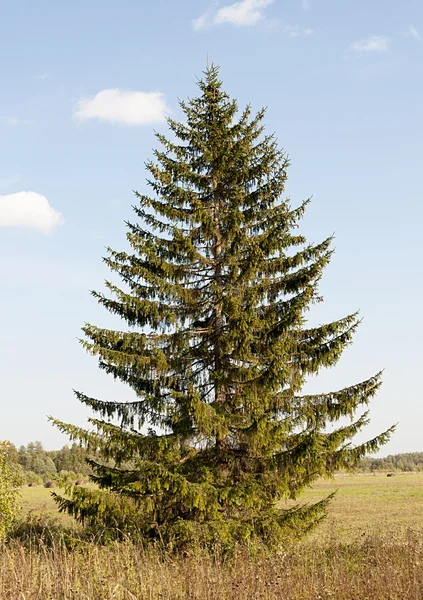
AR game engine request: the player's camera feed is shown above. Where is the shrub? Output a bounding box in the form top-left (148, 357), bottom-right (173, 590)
top-left (24, 471), bottom-right (43, 486)
top-left (0, 441), bottom-right (22, 537)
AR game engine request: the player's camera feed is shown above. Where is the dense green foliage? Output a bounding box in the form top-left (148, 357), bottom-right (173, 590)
top-left (2, 441), bottom-right (92, 484)
top-left (51, 66), bottom-right (394, 550)
top-left (18, 441), bottom-right (57, 476)
top-left (0, 442), bottom-right (22, 537)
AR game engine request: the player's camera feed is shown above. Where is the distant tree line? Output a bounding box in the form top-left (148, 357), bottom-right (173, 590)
top-left (2, 439), bottom-right (422, 490)
top-left (2, 441), bottom-right (92, 485)
top-left (357, 452), bottom-right (423, 473)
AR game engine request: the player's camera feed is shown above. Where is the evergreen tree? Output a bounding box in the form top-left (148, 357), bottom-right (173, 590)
top-left (51, 66), bottom-right (394, 550)
top-left (52, 444), bottom-right (92, 476)
top-left (18, 442), bottom-right (57, 476)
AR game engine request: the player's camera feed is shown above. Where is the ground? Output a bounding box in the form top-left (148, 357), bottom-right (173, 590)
top-left (20, 472), bottom-right (423, 535)
top-left (2, 473), bottom-right (422, 599)
top-left (284, 472), bottom-right (423, 538)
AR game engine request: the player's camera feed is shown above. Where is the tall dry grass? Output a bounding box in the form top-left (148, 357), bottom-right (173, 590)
top-left (1, 528), bottom-right (422, 599)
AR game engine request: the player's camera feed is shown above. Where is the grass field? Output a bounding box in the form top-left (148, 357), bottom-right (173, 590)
top-left (19, 472), bottom-right (423, 536)
top-left (286, 472), bottom-right (423, 538)
top-left (20, 485), bottom-right (61, 516)
top-left (19, 484), bottom-right (77, 528)
top-left (1, 473), bottom-right (422, 599)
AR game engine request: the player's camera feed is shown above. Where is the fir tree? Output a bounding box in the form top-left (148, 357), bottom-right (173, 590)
top-left (51, 66), bottom-right (394, 550)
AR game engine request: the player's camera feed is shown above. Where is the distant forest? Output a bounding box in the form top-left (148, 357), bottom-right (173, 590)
top-left (2, 441), bottom-right (423, 486)
top-left (358, 452), bottom-right (423, 473)
top-left (3, 441), bottom-right (92, 485)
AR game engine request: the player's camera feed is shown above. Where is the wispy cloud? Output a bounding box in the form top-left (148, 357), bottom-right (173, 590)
top-left (193, 0), bottom-right (273, 30)
top-left (302, 0), bottom-right (310, 10)
top-left (284, 24), bottom-right (313, 37)
top-left (0, 191), bottom-right (64, 234)
top-left (349, 35), bottom-right (390, 53)
top-left (402, 25), bottom-right (421, 40)
top-left (73, 89), bottom-right (170, 126)
top-left (32, 72), bottom-right (49, 81)
top-left (5, 118), bottom-right (34, 126)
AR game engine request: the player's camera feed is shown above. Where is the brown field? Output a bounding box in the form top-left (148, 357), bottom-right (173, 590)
top-left (1, 473), bottom-right (422, 599)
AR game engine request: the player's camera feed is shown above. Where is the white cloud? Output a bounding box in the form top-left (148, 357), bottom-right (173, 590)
top-left (349, 35), bottom-right (390, 53)
top-left (5, 118), bottom-right (34, 125)
top-left (302, 0), bottom-right (310, 9)
top-left (193, 0), bottom-right (273, 30)
top-left (32, 72), bottom-right (49, 81)
top-left (284, 24), bottom-right (313, 37)
top-left (193, 9), bottom-right (213, 31)
top-left (0, 191), bottom-right (64, 234)
top-left (402, 25), bottom-right (421, 40)
top-left (73, 89), bottom-right (170, 126)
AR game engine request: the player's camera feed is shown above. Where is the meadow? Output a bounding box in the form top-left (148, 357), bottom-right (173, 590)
top-left (1, 472), bottom-right (422, 599)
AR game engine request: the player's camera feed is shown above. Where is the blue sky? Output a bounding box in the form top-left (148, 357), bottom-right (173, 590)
top-left (1, 0), bottom-right (422, 453)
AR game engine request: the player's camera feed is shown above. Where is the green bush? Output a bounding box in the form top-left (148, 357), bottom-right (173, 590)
top-left (25, 471), bottom-right (43, 486)
top-left (0, 442), bottom-right (22, 537)
top-left (57, 470), bottom-right (78, 487)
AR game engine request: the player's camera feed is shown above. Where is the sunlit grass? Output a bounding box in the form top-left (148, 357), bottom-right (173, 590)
top-left (2, 473), bottom-right (421, 599)
top-left (286, 472), bottom-right (423, 539)
top-left (1, 530), bottom-right (422, 599)
top-left (18, 472), bottom-right (423, 536)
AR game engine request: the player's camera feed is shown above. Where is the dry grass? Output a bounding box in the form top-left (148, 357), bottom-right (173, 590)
top-left (1, 531), bottom-right (422, 599)
top-left (284, 472), bottom-right (423, 539)
top-left (1, 473), bottom-right (422, 599)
